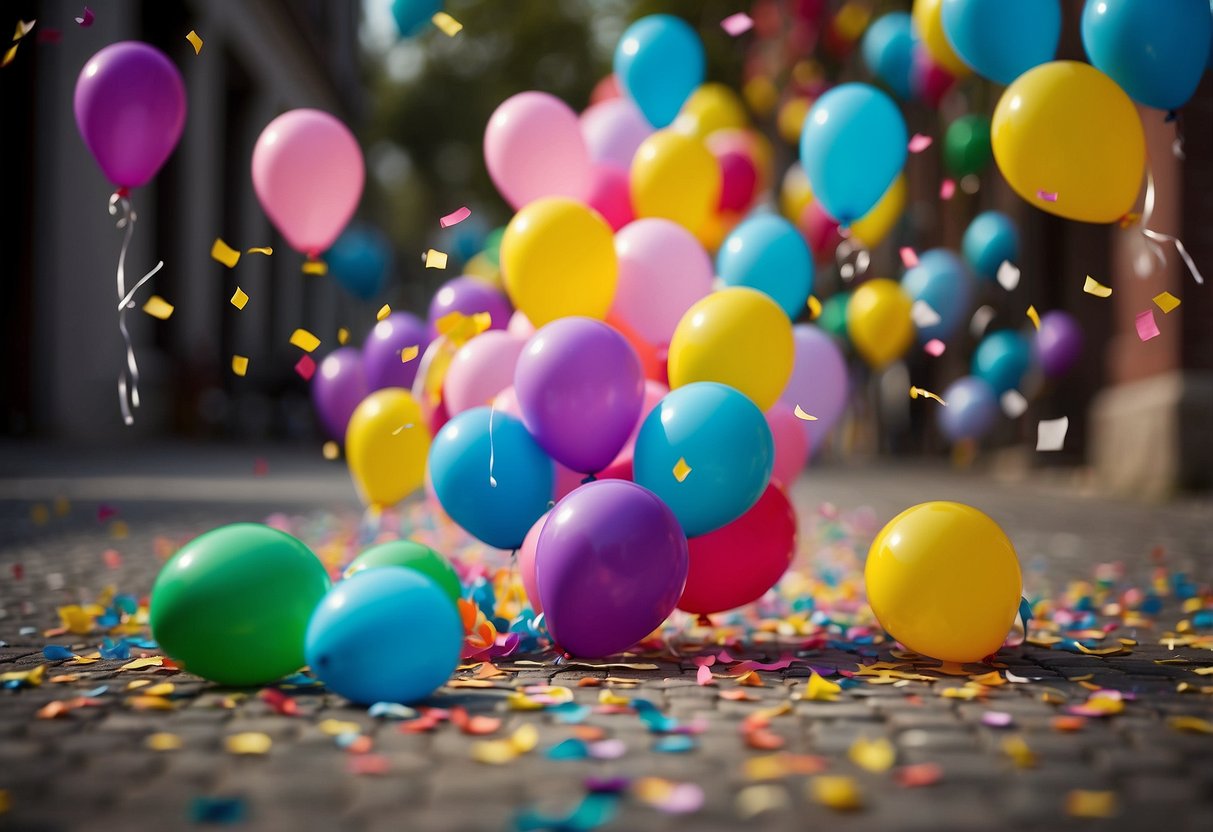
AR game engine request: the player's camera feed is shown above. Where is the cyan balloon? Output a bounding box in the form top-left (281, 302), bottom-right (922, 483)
top-left (938, 376), bottom-right (999, 442)
top-left (716, 215), bottom-right (814, 319)
top-left (614, 15), bottom-right (705, 129)
top-left (972, 330), bottom-right (1031, 395)
top-left (325, 224), bottom-right (392, 301)
top-left (861, 12), bottom-right (915, 99)
top-left (940, 0), bottom-right (1061, 85)
top-left (962, 211), bottom-right (1020, 281)
top-left (900, 249), bottom-right (973, 343)
top-left (799, 83), bottom-right (907, 225)
top-left (391, 0), bottom-right (442, 37)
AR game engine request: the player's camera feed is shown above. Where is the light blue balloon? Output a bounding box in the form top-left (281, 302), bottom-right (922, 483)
top-left (940, 0), bottom-right (1061, 85)
top-left (429, 408), bottom-right (554, 550)
top-left (972, 331), bottom-right (1031, 395)
top-left (391, 0), bottom-right (443, 37)
top-left (861, 12), bottom-right (915, 100)
top-left (306, 567), bottom-right (463, 704)
top-left (900, 249), bottom-right (973, 343)
top-left (633, 382), bottom-right (772, 537)
top-left (614, 15), bottom-right (705, 129)
top-left (716, 216), bottom-right (814, 319)
top-left (1082, 0), bottom-right (1212, 110)
top-left (938, 376), bottom-right (999, 442)
top-left (325, 224), bottom-right (392, 301)
top-left (1208, 0), bottom-right (1213, 72)
top-left (799, 83), bottom-right (907, 225)
top-left (962, 211), bottom-right (1020, 281)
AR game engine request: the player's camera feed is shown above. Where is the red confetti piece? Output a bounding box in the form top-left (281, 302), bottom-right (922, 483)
top-left (347, 754), bottom-right (390, 775)
top-left (253, 458), bottom-right (269, 477)
top-left (900, 247), bottom-right (919, 268)
top-left (743, 727), bottom-right (785, 750)
top-left (102, 549), bottom-right (122, 569)
top-left (1135, 309), bottom-right (1160, 342)
top-left (940, 179), bottom-right (956, 200)
top-left (1037, 189), bottom-right (1058, 202)
top-left (720, 12), bottom-right (754, 35)
top-left (97, 504), bottom-right (119, 522)
top-left (895, 763), bottom-right (943, 788)
top-left (451, 707), bottom-right (502, 735)
top-left (76, 6), bottom-right (94, 26)
top-left (295, 354), bottom-right (316, 380)
top-left (259, 688), bottom-right (299, 716)
top-left (908, 134), bottom-right (933, 153)
top-left (12, 563), bottom-right (23, 580)
top-left (440, 206), bottom-right (471, 228)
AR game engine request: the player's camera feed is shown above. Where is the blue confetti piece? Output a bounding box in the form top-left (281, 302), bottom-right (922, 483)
top-left (114, 594), bottom-right (138, 615)
top-left (1141, 594), bottom-right (1163, 615)
top-left (279, 672), bottom-right (322, 687)
top-left (514, 793), bottom-right (619, 832)
top-left (100, 638), bottom-right (131, 660)
top-left (95, 613), bottom-right (120, 629)
top-left (127, 637), bottom-right (158, 649)
top-left (43, 645), bottom-right (75, 660)
top-left (1192, 610), bottom-right (1213, 629)
top-left (334, 731), bottom-right (362, 748)
top-left (368, 702), bottom-right (418, 720)
top-left (546, 738), bottom-right (589, 760)
top-left (550, 703), bottom-right (591, 724)
top-left (84, 685), bottom-right (108, 698)
top-left (653, 735), bottom-right (695, 753)
top-left (188, 796), bottom-right (247, 824)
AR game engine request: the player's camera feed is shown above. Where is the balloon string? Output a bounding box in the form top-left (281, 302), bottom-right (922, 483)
top-left (1138, 170), bottom-right (1204, 285)
top-left (834, 237), bottom-right (870, 283)
top-left (488, 400), bottom-right (498, 488)
top-left (109, 193), bottom-right (163, 426)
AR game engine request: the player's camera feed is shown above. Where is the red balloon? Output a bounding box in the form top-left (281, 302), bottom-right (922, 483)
top-left (798, 201), bottom-right (843, 264)
top-left (716, 150), bottom-right (758, 213)
top-left (677, 485), bottom-right (797, 615)
top-left (585, 164), bottom-right (634, 231)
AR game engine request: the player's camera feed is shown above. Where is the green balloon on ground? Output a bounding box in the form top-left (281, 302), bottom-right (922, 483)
top-left (943, 114), bottom-right (992, 178)
top-left (149, 523), bottom-right (331, 686)
top-left (343, 540), bottom-right (462, 607)
top-left (818, 292), bottom-right (852, 347)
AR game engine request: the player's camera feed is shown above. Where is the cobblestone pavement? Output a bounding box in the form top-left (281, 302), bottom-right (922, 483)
top-left (1, 443), bottom-right (1212, 832)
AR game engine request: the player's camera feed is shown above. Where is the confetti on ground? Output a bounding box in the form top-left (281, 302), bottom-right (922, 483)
top-left (895, 763), bottom-right (943, 788)
top-left (146, 732), bottom-right (183, 751)
top-left (848, 736), bottom-right (895, 773)
top-left (1002, 735), bottom-right (1036, 768)
top-left (1083, 275), bottom-right (1112, 297)
top-left (908, 134), bottom-right (932, 153)
top-left (939, 179), bottom-right (955, 200)
top-left (672, 457), bottom-right (692, 483)
top-left (76, 7), bottom-right (94, 26)
top-left (211, 238), bottom-right (241, 268)
top-left (633, 778), bottom-right (704, 814)
top-left (721, 12), bottom-right (754, 35)
top-left (230, 288), bottom-right (248, 310)
top-left (322, 441), bottom-right (339, 460)
top-left (911, 300), bottom-right (941, 328)
top-left (189, 797), bottom-right (246, 824)
top-left (141, 295), bottom-right (174, 320)
top-left (1036, 417), bottom-right (1068, 452)
top-left (1000, 390), bottom-right (1028, 419)
top-left (1037, 189), bottom-right (1058, 202)
top-left (295, 355), bottom-right (316, 381)
top-left (425, 249), bottom-right (449, 269)
top-left (802, 671), bottom-right (841, 702)
top-left (289, 329), bottom-right (321, 352)
top-left (231, 355), bottom-right (248, 377)
top-left (997, 261), bottom-right (1020, 291)
top-left (793, 405), bottom-right (817, 421)
top-left (808, 776), bottom-right (862, 811)
top-left (1153, 291), bottom-right (1180, 313)
top-left (1167, 716), bottom-right (1213, 734)
top-left (302, 259), bottom-right (327, 275)
top-left (900, 247), bottom-right (919, 268)
top-left (1026, 305), bottom-right (1040, 330)
top-left (440, 206), bottom-right (471, 227)
top-left (431, 12), bottom-right (463, 36)
top-left (377, 304), bottom-right (391, 321)
top-left (736, 784), bottom-right (789, 818)
top-left (1065, 790), bottom-right (1117, 819)
top-left (923, 339), bottom-right (946, 357)
top-left (246, 246), bottom-right (273, 256)
top-left (185, 30), bottom-right (203, 54)
top-left (1135, 309), bottom-right (1160, 342)
top-left (806, 295), bottom-right (821, 319)
top-left (910, 386), bottom-right (946, 406)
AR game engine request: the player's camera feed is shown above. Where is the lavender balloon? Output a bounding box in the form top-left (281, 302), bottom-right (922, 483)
top-left (363, 312), bottom-right (428, 392)
top-left (311, 348), bottom-right (368, 441)
top-left (426, 277), bottom-right (512, 341)
top-left (938, 376), bottom-right (999, 442)
top-left (779, 325), bottom-right (849, 453)
top-left (536, 480), bottom-right (688, 657)
top-left (1035, 311), bottom-right (1084, 378)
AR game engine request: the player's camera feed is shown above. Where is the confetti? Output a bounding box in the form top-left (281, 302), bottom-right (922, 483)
top-left (1153, 291), bottom-right (1180, 313)
top-left (318, 719), bottom-right (362, 736)
top-left (338, 327), bottom-right (350, 345)
top-left (377, 304), bottom-right (392, 321)
top-left (2, 44), bottom-right (18, 68)
top-left (1000, 390), bottom-right (1028, 418)
top-left (806, 295), bottom-right (822, 319)
top-left (141, 295), bottom-right (174, 320)
top-left (997, 261), bottom-right (1020, 291)
top-left (289, 329), bottom-right (321, 352)
top-left (231, 355), bottom-right (249, 377)
top-left (185, 30), bottom-right (203, 55)
top-left (720, 12), bottom-right (754, 35)
top-left (970, 305), bottom-right (996, 338)
top-left (1002, 735), bottom-right (1035, 768)
top-left (432, 11), bottom-right (462, 36)
top-left (230, 288), bottom-right (248, 310)
top-left (1167, 715), bottom-right (1213, 734)
top-left (1135, 309), bottom-right (1162, 342)
top-left (802, 671), bottom-right (841, 702)
top-left (911, 300), bottom-right (941, 328)
top-left (793, 405), bottom-right (817, 421)
top-left (1026, 305), bottom-right (1040, 330)
top-left (1066, 790), bottom-right (1117, 819)
top-left (895, 763), bottom-right (942, 788)
top-left (736, 784), bottom-right (789, 818)
top-left (910, 386), bottom-right (947, 406)
top-left (295, 355), bottom-right (316, 380)
top-left (923, 339), bottom-right (946, 357)
top-left (940, 179), bottom-right (955, 200)
top-left (14, 20), bottom-right (36, 39)
top-left (440, 206), bottom-right (472, 227)
top-left (673, 457), bottom-right (692, 482)
top-left (211, 238), bottom-right (241, 268)
top-left (302, 259), bottom-right (327, 275)
top-left (119, 657), bottom-right (165, 671)
top-left (981, 711), bottom-right (1014, 728)
top-left (696, 664), bottom-right (713, 685)
top-left (425, 249), bottom-right (449, 269)
top-left (848, 736), bottom-right (895, 773)
top-left (900, 247), bottom-right (919, 268)
top-left (1037, 189), bottom-right (1058, 202)
top-left (1036, 416), bottom-right (1068, 452)
top-left (146, 732), bottom-right (183, 751)
top-left (1083, 275), bottom-right (1112, 297)
top-left (633, 778), bottom-right (704, 814)
top-left (189, 797), bottom-right (246, 824)
top-left (76, 7), bottom-right (94, 26)
top-left (322, 441), bottom-right (339, 460)
top-left (246, 246), bottom-right (273, 256)
top-left (400, 345), bottom-right (420, 364)
top-left (807, 776), bottom-right (862, 811)
top-left (908, 134), bottom-right (932, 153)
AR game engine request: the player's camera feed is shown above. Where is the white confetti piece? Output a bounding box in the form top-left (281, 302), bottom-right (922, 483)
top-left (1000, 390), bottom-right (1028, 419)
top-left (997, 261), bottom-right (1020, 291)
top-left (911, 300), bottom-right (941, 329)
top-left (1036, 417), bottom-right (1068, 452)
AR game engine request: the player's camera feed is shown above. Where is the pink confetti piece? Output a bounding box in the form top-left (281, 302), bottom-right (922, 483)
top-left (900, 247), bottom-right (919, 268)
top-left (939, 179), bottom-right (956, 200)
top-left (76, 6), bottom-right (94, 26)
top-left (295, 354), bottom-right (316, 380)
top-left (982, 711), bottom-right (1014, 728)
top-left (696, 665), bottom-right (714, 686)
top-left (656, 783), bottom-right (706, 814)
top-left (1135, 309), bottom-right (1160, 342)
top-left (923, 339), bottom-right (946, 357)
top-left (720, 12), bottom-right (754, 36)
top-left (440, 206), bottom-right (471, 228)
top-left (908, 134), bottom-right (933, 153)
top-left (1037, 189), bottom-right (1058, 203)
top-left (588, 739), bottom-right (627, 760)
top-left (693, 655), bottom-right (716, 667)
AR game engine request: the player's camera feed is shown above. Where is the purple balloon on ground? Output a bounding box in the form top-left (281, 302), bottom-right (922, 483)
top-left (311, 348), bottom-right (369, 441)
top-left (426, 277), bottom-right (512, 341)
top-left (779, 324), bottom-right (849, 453)
top-left (938, 376), bottom-right (999, 442)
top-left (536, 479), bottom-right (688, 658)
top-left (363, 312), bottom-right (428, 392)
top-left (1035, 311), bottom-right (1083, 378)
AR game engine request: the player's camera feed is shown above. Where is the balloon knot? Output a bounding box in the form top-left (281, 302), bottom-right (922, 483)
top-left (697, 614), bottom-right (713, 627)
top-left (1164, 109), bottom-right (1178, 124)
top-left (580, 474), bottom-right (598, 485)
top-left (114, 187), bottom-right (130, 198)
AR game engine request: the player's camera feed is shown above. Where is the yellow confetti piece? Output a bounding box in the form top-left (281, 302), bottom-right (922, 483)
top-left (185, 30), bottom-right (203, 54)
top-left (126, 679), bottom-right (150, 691)
top-left (2, 44), bottom-right (19, 69)
top-left (510, 723), bottom-right (538, 753)
top-left (1002, 735), bottom-right (1036, 768)
top-left (53, 496), bottom-right (70, 516)
top-left (119, 657), bottom-right (165, 671)
top-left (225, 732), bottom-right (272, 755)
top-left (910, 386), bottom-right (947, 406)
top-left (230, 287), bottom-right (249, 310)
top-left (231, 355), bottom-right (249, 377)
top-left (848, 736), bottom-right (895, 773)
top-left (246, 246), bottom-right (273, 256)
top-left (338, 327), bottom-right (350, 345)
top-left (128, 695), bottom-right (174, 711)
top-left (401, 345), bottom-right (420, 363)
top-left (793, 405), bottom-right (818, 421)
top-left (436, 310), bottom-right (493, 343)
top-left (30, 503), bottom-right (49, 525)
top-left (146, 732), bottom-right (183, 751)
top-left (1083, 275), bottom-right (1112, 297)
top-left (110, 519), bottom-right (128, 539)
top-left (318, 719), bottom-right (362, 736)
top-left (289, 329), bottom-right (320, 352)
top-left (377, 304), bottom-right (392, 321)
top-left (1026, 305), bottom-right (1040, 330)
top-left (0, 665), bottom-right (45, 686)
top-left (1167, 715), bottom-right (1213, 734)
top-left (801, 671), bottom-right (841, 702)
top-left (1066, 790), bottom-right (1117, 819)
top-left (322, 441), bottom-right (339, 460)
top-left (1153, 291), bottom-right (1181, 314)
top-left (57, 605), bottom-right (93, 634)
top-left (807, 776), bottom-right (862, 811)
top-left (673, 457), bottom-right (692, 483)
top-left (144, 683), bottom-right (175, 697)
top-left (968, 671), bottom-right (1005, 687)
top-left (211, 238), bottom-right (241, 268)
top-left (806, 295), bottom-right (822, 320)
top-left (598, 689), bottom-right (631, 707)
top-left (472, 739), bottom-right (518, 764)
top-left (302, 259), bottom-right (328, 275)
top-left (425, 249), bottom-right (449, 269)
top-left (142, 295), bottom-right (174, 320)
top-left (941, 685), bottom-right (981, 700)
top-left (506, 691), bottom-right (544, 711)
top-left (431, 11), bottom-right (463, 36)
top-left (14, 19), bottom-right (36, 39)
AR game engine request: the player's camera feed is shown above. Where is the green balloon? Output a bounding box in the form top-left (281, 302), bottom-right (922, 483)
top-left (818, 293), bottom-right (852, 346)
top-left (343, 540), bottom-right (462, 608)
top-left (943, 115), bottom-right (992, 178)
top-left (482, 226), bottom-right (506, 268)
top-left (149, 523), bottom-right (331, 686)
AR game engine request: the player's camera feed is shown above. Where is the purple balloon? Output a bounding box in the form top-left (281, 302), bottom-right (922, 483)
top-left (536, 480), bottom-right (688, 657)
top-left (311, 348), bottom-right (368, 441)
top-left (363, 312), bottom-right (429, 392)
top-left (938, 376), bottom-right (999, 442)
top-left (779, 324), bottom-right (849, 454)
top-left (514, 318), bottom-right (644, 474)
top-left (426, 277), bottom-right (512, 341)
top-left (1035, 311), bottom-right (1083, 378)
top-left (74, 42), bottom-right (187, 189)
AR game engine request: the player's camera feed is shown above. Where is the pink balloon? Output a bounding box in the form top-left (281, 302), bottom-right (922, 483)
top-left (911, 46), bottom-right (957, 109)
top-left (609, 219), bottom-right (714, 346)
top-left (585, 165), bottom-right (634, 231)
top-left (798, 201), bottom-right (844, 264)
top-left (507, 310), bottom-right (536, 340)
top-left (765, 403), bottom-right (810, 488)
top-left (252, 109), bottom-right (364, 256)
top-left (442, 331), bottom-right (526, 416)
top-left (609, 379), bottom-right (669, 469)
top-left (516, 511), bottom-right (549, 613)
top-left (484, 92), bottom-right (591, 209)
top-left (580, 98), bottom-right (653, 169)
top-left (716, 149), bottom-right (758, 213)
top-left (493, 387), bottom-right (581, 499)
top-left (779, 324), bottom-right (849, 454)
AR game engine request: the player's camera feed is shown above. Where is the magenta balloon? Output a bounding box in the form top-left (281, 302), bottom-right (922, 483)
top-left (716, 150), bottom-right (759, 213)
top-left (485, 92), bottom-right (592, 209)
top-left (910, 46), bottom-right (956, 108)
top-left (798, 201), bottom-right (844, 264)
top-left (426, 277), bottom-right (512, 341)
top-left (580, 98), bottom-right (653, 169)
top-left (536, 480), bottom-right (688, 657)
top-left (514, 318), bottom-right (645, 474)
top-left (610, 219), bottom-right (714, 345)
top-left (443, 331), bottom-right (526, 415)
top-left (780, 324), bottom-right (849, 453)
top-left (1035, 310), bottom-right (1083, 378)
top-left (74, 42), bottom-right (186, 190)
top-left (311, 348), bottom-right (368, 441)
top-left (585, 165), bottom-right (635, 231)
top-left (363, 312), bottom-right (428, 391)
top-left (765, 402), bottom-right (810, 487)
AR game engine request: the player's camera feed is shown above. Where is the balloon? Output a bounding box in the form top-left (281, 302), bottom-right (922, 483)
top-left (630, 130), bottom-right (721, 233)
top-left (252, 109), bottom-right (364, 256)
top-left (818, 293), bottom-right (852, 345)
top-left (585, 164), bottom-right (634, 231)
top-left (799, 83), bottom-right (907, 225)
top-left (667, 287), bottom-right (794, 412)
top-left (900, 249), bottom-right (974, 343)
top-left (1035, 311), bottom-right (1084, 378)
top-left (716, 216), bottom-right (814, 319)
top-left (311, 347), bottom-right (368, 441)
top-left (972, 330), bottom-right (1031, 394)
top-left (937, 376), bottom-right (999, 442)
top-left (1081, 0), bottom-right (1212, 111)
top-left (940, 0), bottom-right (1061, 85)
top-left (605, 313), bottom-right (668, 384)
top-left (911, 45), bottom-right (958, 107)
top-left (780, 324), bottom-right (849, 453)
top-left (865, 502), bottom-right (1022, 662)
top-left (427, 276), bottom-right (512, 339)
top-left (849, 174), bottom-right (906, 249)
top-left (580, 98), bottom-right (653, 169)
top-left (514, 317), bottom-right (644, 474)
top-left (607, 379), bottom-right (669, 472)
top-left (911, 0), bottom-right (971, 77)
top-left (500, 197), bottom-right (618, 327)
top-left (344, 540), bottom-right (462, 608)
top-left (614, 15), bottom-right (705, 129)
top-left (992, 61), bottom-right (1145, 224)
top-left (861, 12), bottom-right (914, 99)
top-left (484, 91), bottom-right (591, 209)
top-left (766, 404), bottom-right (810, 488)
top-left (715, 149), bottom-right (759, 214)
top-left (610, 219), bottom-right (714, 346)
top-left (391, 0), bottom-right (442, 36)
top-left (962, 211), bottom-right (1020, 281)
top-left (428, 407), bottom-right (554, 550)
top-left (492, 388), bottom-right (583, 502)
top-left (325, 224), bottom-right (391, 301)
top-left (634, 382), bottom-right (774, 536)
top-left (149, 523), bottom-right (330, 685)
top-left (346, 389), bottom-right (430, 508)
top-left (673, 83), bottom-right (749, 140)
top-left (306, 567), bottom-right (462, 704)
top-left (781, 163), bottom-right (814, 222)
top-left (516, 511), bottom-right (549, 613)
top-left (943, 114), bottom-right (992, 178)
top-left (847, 279), bottom-right (914, 368)
top-left (536, 480), bottom-right (688, 657)
top-left (443, 330), bottom-right (526, 416)
top-left (464, 252), bottom-right (502, 290)
top-left (363, 312), bottom-right (429, 391)
top-left (798, 201), bottom-right (844, 263)
top-left (678, 485), bottom-right (796, 615)
top-left (590, 74), bottom-right (623, 105)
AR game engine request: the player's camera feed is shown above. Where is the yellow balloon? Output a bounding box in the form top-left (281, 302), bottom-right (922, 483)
top-left (846, 278), bottom-right (914, 368)
top-left (777, 96), bottom-right (812, 145)
top-left (695, 209), bottom-right (741, 254)
top-left (674, 83), bottom-right (749, 140)
top-left (463, 251), bottom-right (502, 290)
top-left (912, 0), bottom-right (971, 78)
top-left (631, 130), bottom-right (722, 234)
top-left (992, 61), bottom-right (1145, 224)
top-left (865, 502), bottom-right (1022, 663)
top-left (850, 174), bottom-right (906, 248)
top-left (500, 197), bottom-right (617, 327)
top-left (780, 163), bottom-right (813, 223)
top-left (668, 287), bottom-right (793, 411)
top-left (345, 389), bottom-right (431, 509)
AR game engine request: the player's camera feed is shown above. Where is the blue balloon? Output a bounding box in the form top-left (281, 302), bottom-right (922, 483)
top-left (324, 224), bottom-right (392, 301)
top-left (940, 0), bottom-right (1061, 85)
top-left (391, 0), bottom-right (443, 37)
top-left (614, 15), bottom-right (705, 129)
top-left (1082, 0), bottom-right (1212, 110)
top-left (634, 382), bottom-right (772, 537)
top-left (306, 567), bottom-right (462, 704)
top-left (962, 211), bottom-right (1020, 282)
top-left (799, 83), bottom-right (907, 225)
top-left (429, 408), bottom-right (554, 550)
top-left (900, 249), bottom-right (973, 343)
top-left (938, 376), bottom-right (999, 442)
top-left (716, 216), bottom-right (814, 319)
top-left (861, 13), bottom-right (915, 100)
top-left (972, 331), bottom-right (1031, 395)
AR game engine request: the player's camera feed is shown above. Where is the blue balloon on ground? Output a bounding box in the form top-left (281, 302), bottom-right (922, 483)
top-left (614, 15), bottom-right (705, 129)
top-left (325, 224), bottom-right (392, 301)
top-left (799, 83), bottom-right (907, 225)
top-left (900, 249), bottom-right (973, 343)
top-left (392, 0), bottom-right (443, 37)
top-left (962, 211), bottom-right (1020, 282)
top-left (972, 331), bottom-right (1031, 395)
top-left (861, 12), bottom-right (915, 99)
top-left (716, 216), bottom-right (814, 319)
top-left (634, 382), bottom-right (773, 537)
top-left (938, 376), bottom-right (999, 442)
top-left (940, 0), bottom-right (1061, 85)
top-left (428, 407), bottom-right (554, 550)
top-left (1081, 0), bottom-right (1212, 110)
top-left (306, 567), bottom-right (462, 704)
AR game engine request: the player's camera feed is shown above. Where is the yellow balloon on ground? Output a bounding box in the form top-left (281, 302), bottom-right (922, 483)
top-left (847, 278), bottom-right (914, 368)
top-left (668, 287), bottom-right (793, 411)
top-left (912, 0), bottom-right (970, 78)
top-left (346, 389), bottom-right (431, 509)
top-left (865, 502), bottom-right (1023, 663)
top-left (673, 83), bottom-right (749, 140)
top-left (781, 163), bottom-right (813, 222)
top-left (992, 61), bottom-right (1145, 224)
top-left (500, 197), bottom-right (617, 327)
top-left (850, 174), bottom-right (906, 248)
top-left (631, 130), bottom-right (722, 234)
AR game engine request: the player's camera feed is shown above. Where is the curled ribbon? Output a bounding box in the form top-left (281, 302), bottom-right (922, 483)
top-left (108, 192), bottom-right (165, 425)
top-left (834, 236), bottom-right (871, 283)
top-left (1138, 171), bottom-right (1204, 285)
